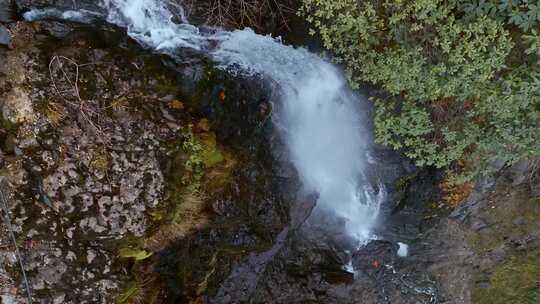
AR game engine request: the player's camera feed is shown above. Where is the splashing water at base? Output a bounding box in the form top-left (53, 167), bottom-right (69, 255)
top-left (31, 0), bottom-right (385, 242)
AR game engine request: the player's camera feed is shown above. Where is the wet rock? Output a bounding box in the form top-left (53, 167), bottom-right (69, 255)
top-left (323, 269), bottom-right (354, 285)
top-left (39, 20), bottom-right (73, 38)
top-left (507, 159), bottom-right (533, 186)
top-left (352, 240), bottom-right (398, 277)
top-left (0, 0), bottom-right (14, 23)
top-left (15, 0), bottom-right (106, 15)
top-left (0, 25), bottom-right (10, 46)
top-left (289, 194), bottom-right (316, 229)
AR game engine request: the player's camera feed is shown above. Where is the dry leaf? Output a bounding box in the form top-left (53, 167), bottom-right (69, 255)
top-left (169, 99), bottom-right (185, 110)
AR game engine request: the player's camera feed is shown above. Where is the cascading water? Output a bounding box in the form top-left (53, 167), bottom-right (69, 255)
top-left (212, 30), bottom-right (385, 241)
top-left (28, 0), bottom-right (385, 242)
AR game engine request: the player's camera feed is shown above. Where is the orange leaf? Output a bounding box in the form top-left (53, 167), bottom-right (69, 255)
top-left (169, 100), bottom-right (185, 110)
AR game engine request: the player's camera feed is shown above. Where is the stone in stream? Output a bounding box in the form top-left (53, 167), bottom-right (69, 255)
top-left (0, 25), bottom-right (10, 46)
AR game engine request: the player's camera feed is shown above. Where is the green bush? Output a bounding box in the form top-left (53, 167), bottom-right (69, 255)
top-left (300, 0), bottom-right (540, 175)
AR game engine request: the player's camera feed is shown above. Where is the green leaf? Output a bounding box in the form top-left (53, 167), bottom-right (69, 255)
top-left (118, 247), bottom-right (153, 260)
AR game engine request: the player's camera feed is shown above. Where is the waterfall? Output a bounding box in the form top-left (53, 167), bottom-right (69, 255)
top-left (29, 0), bottom-right (385, 242)
top-left (212, 30), bottom-right (384, 241)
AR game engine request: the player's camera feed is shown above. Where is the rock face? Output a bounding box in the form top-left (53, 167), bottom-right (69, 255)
top-left (419, 161), bottom-right (540, 304)
top-left (0, 20), bottom-right (216, 303)
top-left (0, 16), bottom-right (298, 304)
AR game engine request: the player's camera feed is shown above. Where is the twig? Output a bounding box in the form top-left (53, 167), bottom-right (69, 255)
top-left (0, 181), bottom-right (32, 304)
top-left (48, 56), bottom-right (110, 144)
top-left (202, 0), bottom-right (294, 31)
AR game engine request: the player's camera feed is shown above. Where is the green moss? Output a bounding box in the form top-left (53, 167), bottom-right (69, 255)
top-left (142, 123), bottom-right (236, 253)
top-left (166, 129), bottom-right (228, 224)
top-left (467, 194), bottom-right (540, 254)
top-left (472, 254), bottom-right (540, 304)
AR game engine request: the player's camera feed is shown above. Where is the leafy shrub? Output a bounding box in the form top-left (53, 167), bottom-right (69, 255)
top-left (461, 0), bottom-right (540, 31)
top-left (300, 0), bottom-right (540, 176)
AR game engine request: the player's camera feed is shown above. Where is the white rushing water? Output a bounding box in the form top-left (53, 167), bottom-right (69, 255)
top-left (34, 0), bottom-right (384, 241)
top-left (397, 242), bottom-right (409, 257)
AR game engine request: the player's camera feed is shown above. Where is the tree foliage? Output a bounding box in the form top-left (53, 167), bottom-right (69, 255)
top-left (300, 0), bottom-right (540, 175)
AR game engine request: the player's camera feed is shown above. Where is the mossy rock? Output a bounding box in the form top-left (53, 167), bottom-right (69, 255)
top-left (472, 254), bottom-right (540, 304)
top-left (467, 193), bottom-right (540, 254)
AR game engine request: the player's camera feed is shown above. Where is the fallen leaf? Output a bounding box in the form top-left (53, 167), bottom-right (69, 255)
top-left (118, 247), bottom-right (153, 260)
